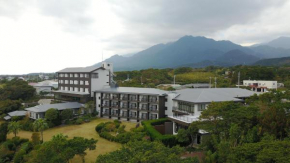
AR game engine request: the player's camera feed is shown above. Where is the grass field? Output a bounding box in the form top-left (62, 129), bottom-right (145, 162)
top-left (176, 72), bottom-right (216, 83)
top-left (7, 118), bottom-right (137, 163)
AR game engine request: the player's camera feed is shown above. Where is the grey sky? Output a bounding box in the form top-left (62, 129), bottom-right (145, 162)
top-left (0, 0), bottom-right (289, 74)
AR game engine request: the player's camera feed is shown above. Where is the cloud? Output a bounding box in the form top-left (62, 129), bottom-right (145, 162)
top-left (105, 0), bottom-right (288, 52)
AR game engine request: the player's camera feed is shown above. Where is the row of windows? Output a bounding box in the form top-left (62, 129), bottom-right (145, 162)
top-left (177, 102), bottom-right (207, 113)
top-left (59, 73), bottom-right (90, 78)
top-left (59, 80), bottom-right (89, 85)
top-left (60, 86), bottom-right (89, 93)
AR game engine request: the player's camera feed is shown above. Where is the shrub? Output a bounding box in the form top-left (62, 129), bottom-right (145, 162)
top-left (95, 123), bottom-right (105, 133)
top-left (0, 123), bottom-right (8, 142)
top-left (19, 117), bottom-right (33, 131)
top-left (75, 118), bottom-right (84, 125)
top-left (60, 109), bottom-right (73, 120)
top-left (141, 118), bottom-right (177, 147)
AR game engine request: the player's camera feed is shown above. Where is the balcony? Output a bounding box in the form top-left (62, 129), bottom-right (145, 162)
top-left (111, 104), bottom-right (119, 108)
top-left (102, 112), bottom-right (109, 116)
top-left (112, 96), bottom-right (119, 100)
top-left (168, 115), bottom-right (199, 124)
top-left (139, 98), bottom-right (148, 102)
top-left (172, 107), bottom-right (192, 114)
top-left (120, 114), bottom-right (128, 118)
top-left (149, 116), bottom-right (158, 120)
top-left (102, 96), bottom-right (110, 100)
top-left (121, 97), bottom-right (128, 101)
top-left (102, 103), bottom-right (110, 107)
top-left (129, 114), bottom-right (138, 119)
top-left (129, 97), bottom-right (138, 101)
top-left (129, 105), bottom-right (138, 110)
top-left (140, 107), bottom-right (148, 111)
top-left (149, 99), bottom-right (158, 103)
top-left (111, 113), bottom-right (119, 117)
top-left (120, 105), bottom-right (128, 109)
top-left (149, 106), bottom-right (158, 112)
top-left (139, 116), bottom-right (148, 120)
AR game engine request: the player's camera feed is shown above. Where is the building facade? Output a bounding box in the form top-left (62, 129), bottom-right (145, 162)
top-left (94, 87), bottom-right (167, 122)
top-left (54, 62), bottom-right (113, 103)
top-left (243, 80), bottom-right (277, 92)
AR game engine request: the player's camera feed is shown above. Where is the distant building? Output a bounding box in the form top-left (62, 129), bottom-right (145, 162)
top-left (4, 111), bottom-right (27, 120)
top-left (243, 80), bottom-right (277, 92)
top-left (29, 80), bottom-right (58, 94)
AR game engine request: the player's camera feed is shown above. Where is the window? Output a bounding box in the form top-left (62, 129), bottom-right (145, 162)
top-left (80, 88), bottom-right (84, 92)
top-left (70, 87), bottom-right (73, 91)
top-left (198, 104), bottom-right (206, 111)
top-left (107, 64), bottom-right (110, 66)
top-left (80, 74), bottom-right (84, 78)
top-left (70, 80), bottom-right (73, 84)
top-left (80, 81), bottom-right (84, 85)
top-left (74, 87), bottom-right (78, 92)
top-left (178, 102), bottom-right (195, 113)
top-left (65, 87), bottom-right (68, 91)
top-left (92, 73), bottom-right (98, 78)
top-left (85, 88), bottom-right (89, 93)
top-left (85, 81), bottom-right (89, 85)
top-left (70, 73), bottom-right (73, 77)
top-left (85, 74), bottom-right (89, 78)
top-left (74, 80), bottom-right (78, 85)
top-left (74, 74), bottom-right (79, 77)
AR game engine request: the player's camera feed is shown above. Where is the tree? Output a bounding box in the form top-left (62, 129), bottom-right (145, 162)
top-left (8, 121), bottom-right (21, 137)
top-left (33, 118), bottom-right (49, 142)
top-left (60, 109), bottom-right (73, 120)
top-left (31, 132), bottom-right (41, 145)
top-left (188, 122), bottom-right (199, 146)
top-left (26, 134), bottom-right (97, 163)
top-left (84, 101), bottom-right (94, 114)
top-left (0, 123), bottom-right (8, 142)
top-left (96, 140), bottom-right (199, 163)
top-left (176, 128), bottom-right (190, 144)
top-left (45, 108), bottom-right (60, 127)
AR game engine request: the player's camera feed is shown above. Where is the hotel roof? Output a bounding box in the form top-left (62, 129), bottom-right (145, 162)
top-left (25, 102), bottom-right (84, 113)
top-left (173, 88), bottom-right (258, 103)
top-left (57, 66), bottom-right (105, 73)
top-left (94, 87), bottom-right (168, 95)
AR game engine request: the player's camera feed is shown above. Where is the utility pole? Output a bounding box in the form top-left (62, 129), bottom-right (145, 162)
top-left (209, 77), bottom-right (212, 88)
top-left (141, 76), bottom-right (143, 85)
top-left (238, 71), bottom-right (240, 88)
top-left (214, 77), bottom-right (217, 88)
top-left (174, 75), bottom-right (176, 85)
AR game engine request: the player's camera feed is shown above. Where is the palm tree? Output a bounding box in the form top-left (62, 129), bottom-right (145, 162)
top-left (33, 118), bottom-right (49, 142)
top-left (8, 121), bottom-right (21, 137)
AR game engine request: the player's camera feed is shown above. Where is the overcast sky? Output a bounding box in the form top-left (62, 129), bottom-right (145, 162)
top-left (1, 0), bottom-right (290, 74)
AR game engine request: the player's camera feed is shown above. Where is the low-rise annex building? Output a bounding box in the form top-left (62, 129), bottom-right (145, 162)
top-left (243, 80), bottom-right (278, 92)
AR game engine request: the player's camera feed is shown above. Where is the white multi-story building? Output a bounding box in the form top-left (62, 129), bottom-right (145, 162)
top-left (243, 80), bottom-right (277, 92)
top-left (54, 62), bottom-right (114, 103)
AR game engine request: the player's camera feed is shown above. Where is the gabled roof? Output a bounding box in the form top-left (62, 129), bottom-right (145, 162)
top-left (57, 66), bottom-right (105, 73)
top-left (25, 102), bottom-right (84, 113)
top-left (8, 111), bottom-right (27, 117)
top-left (94, 87), bottom-right (168, 96)
top-left (173, 88), bottom-right (258, 103)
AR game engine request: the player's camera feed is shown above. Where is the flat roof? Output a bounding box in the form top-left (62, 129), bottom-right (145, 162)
top-left (173, 88), bottom-right (258, 103)
top-left (94, 87), bottom-right (168, 96)
top-left (8, 111), bottom-right (27, 117)
top-left (25, 102), bottom-right (84, 113)
top-left (57, 66), bottom-right (105, 73)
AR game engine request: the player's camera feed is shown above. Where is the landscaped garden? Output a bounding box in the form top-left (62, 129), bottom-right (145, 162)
top-left (7, 118), bottom-right (137, 163)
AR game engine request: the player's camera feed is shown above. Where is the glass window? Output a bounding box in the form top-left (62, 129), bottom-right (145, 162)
top-left (178, 102), bottom-right (195, 113)
top-left (92, 73), bottom-right (98, 78)
top-left (198, 104), bottom-right (206, 111)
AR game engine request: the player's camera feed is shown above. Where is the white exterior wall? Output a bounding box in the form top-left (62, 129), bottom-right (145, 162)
top-left (243, 80), bottom-right (277, 89)
top-left (165, 92), bottom-right (179, 117)
top-left (95, 92), bottom-right (101, 117)
top-left (90, 69), bottom-right (110, 97)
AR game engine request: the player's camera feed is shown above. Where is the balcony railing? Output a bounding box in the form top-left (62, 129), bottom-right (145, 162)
top-left (129, 105), bottom-right (137, 109)
top-left (149, 99), bottom-right (158, 103)
top-left (169, 115), bottom-right (199, 123)
top-left (103, 96), bottom-right (110, 99)
top-left (112, 96), bottom-right (119, 100)
top-left (120, 105), bottom-right (128, 109)
top-left (172, 107), bottom-right (193, 114)
top-left (149, 116), bottom-right (157, 120)
top-left (140, 116), bottom-right (147, 120)
top-left (121, 97), bottom-right (128, 100)
top-left (139, 98), bottom-right (148, 102)
top-left (102, 112), bottom-right (109, 116)
top-left (140, 107), bottom-right (148, 111)
top-left (120, 114), bottom-right (127, 118)
top-left (111, 104), bottom-right (119, 108)
top-left (129, 115), bottom-right (137, 118)
top-left (111, 113), bottom-right (119, 117)
top-left (130, 97), bottom-right (138, 101)
top-left (102, 103), bottom-right (110, 107)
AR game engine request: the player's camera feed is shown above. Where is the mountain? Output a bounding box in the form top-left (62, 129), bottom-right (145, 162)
top-left (265, 36), bottom-right (290, 49)
top-left (254, 56), bottom-right (290, 66)
top-left (250, 45), bottom-right (290, 58)
top-left (94, 36), bottom-right (262, 71)
top-left (216, 49), bottom-right (259, 65)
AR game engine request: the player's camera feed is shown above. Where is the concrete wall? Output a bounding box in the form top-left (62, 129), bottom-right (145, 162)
top-left (91, 69), bottom-right (110, 97)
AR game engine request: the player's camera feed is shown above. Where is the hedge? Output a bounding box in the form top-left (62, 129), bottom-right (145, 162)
top-left (141, 118), bottom-right (177, 147)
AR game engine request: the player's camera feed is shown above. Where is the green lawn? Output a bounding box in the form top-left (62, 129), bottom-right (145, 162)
top-left (7, 118), bottom-right (137, 163)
